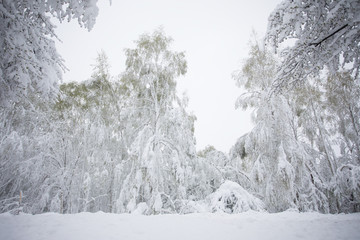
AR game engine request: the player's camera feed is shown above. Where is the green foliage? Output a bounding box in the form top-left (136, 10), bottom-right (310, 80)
top-left (239, 43), bottom-right (277, 91)
top-left (197, 145), bottom-right (216, 158)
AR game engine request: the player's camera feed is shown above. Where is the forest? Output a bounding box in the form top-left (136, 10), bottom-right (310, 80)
top-left (0, 0), bottom-right (359, 216)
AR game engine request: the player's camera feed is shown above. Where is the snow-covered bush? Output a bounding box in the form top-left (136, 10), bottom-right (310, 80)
top-left (208, 181), bottom-right (264, 213)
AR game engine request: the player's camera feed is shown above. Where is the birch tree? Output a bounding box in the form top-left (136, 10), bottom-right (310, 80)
top-left (232, 41), bottom-right (329, 212)
top-left (116, 29), bottom-right (196, 214)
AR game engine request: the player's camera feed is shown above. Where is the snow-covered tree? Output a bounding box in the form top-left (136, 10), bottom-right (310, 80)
top-left (265, 2), bottom-right (360, 211)
top-left (187, 146), bottom-right (227, 202)
top-left (0, 94), bottom-right (54, 213)
top-left (115, 29), bottom-right (196, 214)
top-left (0, 0), bottom-right (99, 107)
top-left (52, 52), bottom-right (127, 213)
top-left (0, 0), bottom-right (101, 213)
top-left (0, 49), bottom-right (129, 214)
top-left (326, 73), bottom-right (360, 212)
top-left (232, 41), bottom-right (329, 212)
top-left (266, 0), bottom-right (360, 91)
top-left (292, 72), bottom-right (360, 213)
top-left (325, 72), bottom-right (360, 165)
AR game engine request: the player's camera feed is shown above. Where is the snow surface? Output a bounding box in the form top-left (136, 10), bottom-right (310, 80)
top-left (1, 211), bottom-right (359, 240)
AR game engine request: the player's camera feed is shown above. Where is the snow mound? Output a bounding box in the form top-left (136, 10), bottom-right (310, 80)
top-left (208, 181), bottom-right (264, 213)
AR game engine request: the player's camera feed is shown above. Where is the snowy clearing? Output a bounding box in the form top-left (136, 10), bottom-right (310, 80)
top-left (1, 211), bottom-right (359, 240)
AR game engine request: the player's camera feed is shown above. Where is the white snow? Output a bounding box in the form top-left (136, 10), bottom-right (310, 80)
top-left (0, 211), bottom-right (359, 240)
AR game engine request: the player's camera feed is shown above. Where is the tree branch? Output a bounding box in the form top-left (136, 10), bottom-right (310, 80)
top-left (309, 24), bottom-right (349, 47)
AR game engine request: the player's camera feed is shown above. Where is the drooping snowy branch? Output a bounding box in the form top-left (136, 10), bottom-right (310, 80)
top-left (266, 0), bottom-right (360, 92)
top-left (0, 0), bottom-right (99, 107)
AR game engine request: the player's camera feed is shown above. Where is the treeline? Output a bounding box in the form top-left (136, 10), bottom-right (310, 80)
top-left (1, 30), bottom-right (359, 215)
top-left (0, 31), bottom-right (244, 214)
top-left (1, 0), bottom-right (359, 215)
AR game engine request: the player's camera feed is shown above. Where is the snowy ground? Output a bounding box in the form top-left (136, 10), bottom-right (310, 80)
top-left (1, 211), bottom-right (359, 240)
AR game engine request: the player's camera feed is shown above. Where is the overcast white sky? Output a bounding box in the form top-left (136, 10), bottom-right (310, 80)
top-left (55, 0), bottom-right (282, 153)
